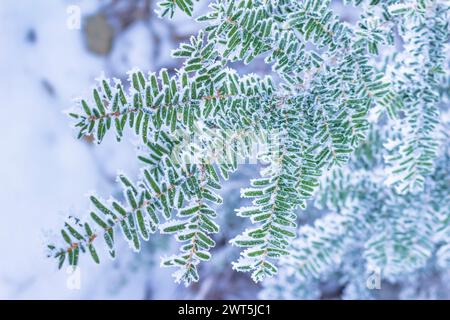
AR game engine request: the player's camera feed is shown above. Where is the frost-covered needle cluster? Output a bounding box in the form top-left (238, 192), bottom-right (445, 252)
top-left (47, 0), bottom-right (449, 291)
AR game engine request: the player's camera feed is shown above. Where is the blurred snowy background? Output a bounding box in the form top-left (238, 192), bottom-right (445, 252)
top-left (0, 0), bottom-right (263, 299)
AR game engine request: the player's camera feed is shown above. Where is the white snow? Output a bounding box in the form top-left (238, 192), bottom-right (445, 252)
top-left (0, 0), bottom-right (142, 299)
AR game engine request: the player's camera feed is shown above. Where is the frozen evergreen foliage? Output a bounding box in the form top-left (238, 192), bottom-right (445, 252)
top-left (47, 0), bottom-right (449, 290)
top-left (157, 0), bottom-right (200, 18)
top-left (262, 116), bottom-right (450, 299)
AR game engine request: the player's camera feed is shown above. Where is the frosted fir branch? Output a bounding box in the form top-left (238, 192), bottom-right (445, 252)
top-left (383, 0), bottom-right (449, 194)
top-left (47, 0), bottom-right (450, 287)
top-left (156, 0), bottom-right (200, 19)
top-left (275, 120), bottom-right (450, 287)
